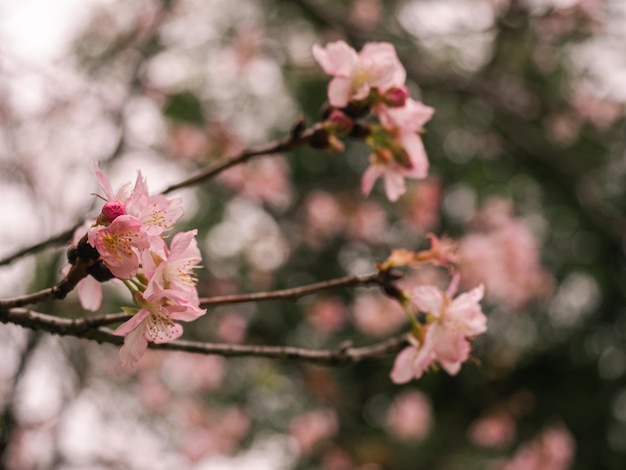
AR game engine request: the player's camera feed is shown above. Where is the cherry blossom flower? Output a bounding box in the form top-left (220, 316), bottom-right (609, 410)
top-left (87, 215), bottom-right (150, 279)
top-left (93, 161), bottom-right (132, 204)
top-left (362, 99), bottom-right (434, 201)
top-left (113, 288), bottom-right (206, 366)
top-left (93, 161), bottom-right (183, 236)
top-left (141, 229), bottom-right (202, 296)
top-left (125, 170), bottom-right (183, 236)
top-left (313, 40), bottom-right (406, 108)
top-left (390, 283), bottom-right (486, 383)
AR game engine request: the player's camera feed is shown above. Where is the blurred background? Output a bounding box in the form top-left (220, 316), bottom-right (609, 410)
top-left (0, 0), bottom-right (625, 468)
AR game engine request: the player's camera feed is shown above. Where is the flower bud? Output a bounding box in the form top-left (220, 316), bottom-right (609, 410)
top-left (101, 201), bottom-right (127, 223)
top-left (325, 110), bottom-right (353, 135)
top-left (383, 87), bottom-right (409, 107)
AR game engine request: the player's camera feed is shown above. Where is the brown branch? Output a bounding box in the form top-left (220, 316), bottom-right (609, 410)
top-left (0, 223), bottom-right (82, 267)
top-left (161, 125), bottom-right (314, 194)
top-left (0, 307), bottom-right (408, 365)
top-left (199, 272), bottom-right (385, 307)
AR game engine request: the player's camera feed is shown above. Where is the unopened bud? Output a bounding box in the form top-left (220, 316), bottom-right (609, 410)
top-left (102, 202), bottom-right (126, 223)
top-left (325, 110), bottom-right (353, 135)
top-left (383, 87), bottom-right (409, 107)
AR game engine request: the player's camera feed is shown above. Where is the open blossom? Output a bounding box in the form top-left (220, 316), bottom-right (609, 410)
top-left (390, 283), bottom-right (486, 383)
top-left (112, 229), bottom-right (206, 366)
top-left (113, 288), bottom-right (206, 366)
top-left (93, 161), bottom-right (183, 235)
top-left (142, 230), bottom-right (202, 296)
top-left (313, 40), bottom-right (406, 108)
top-left (125, 170), bottom-right (183, 236)
top-left (87, 215), bottom-right (150, 279)
top-left (362, 99), bottom-right (434, 201)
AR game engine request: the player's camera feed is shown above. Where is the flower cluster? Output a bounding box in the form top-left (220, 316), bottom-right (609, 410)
top-left (375, 236), bottom-right (487, 383)
top-left (313, 40), bottom-right (434, 201)
top-left (390, 280), bottom-right (486, 383)
top-left (70, 163), bottom-right (206, 366)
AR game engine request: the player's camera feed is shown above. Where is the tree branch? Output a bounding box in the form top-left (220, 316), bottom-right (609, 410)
top-left (199, 271), bottom-right (385, 306)
top-left (161, 125), bottom-right (314, 194)
top-left (0, 307), bottom-right (408, 365)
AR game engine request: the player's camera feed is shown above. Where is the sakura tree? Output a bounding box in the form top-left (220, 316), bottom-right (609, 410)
top-left (0, 0), bottom-right (625, 469)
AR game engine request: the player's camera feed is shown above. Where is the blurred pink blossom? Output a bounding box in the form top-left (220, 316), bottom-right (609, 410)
top-left (386, 390), bottom-right (433, 441)
top-left (468, 411), bottom-right (516, 448)
top-left (166, 124), bottom-right (209, 161)
top-left (352, 294), bottom-right (407, 338)
top-left (403, 178), bottom-right (442, 232)
top-left (458, 199), bottom-right (554, 310)
top-left (217, 156), bottom-right (292, 208)
top-left (162, 353), bottom-right (225, 391)
top-left (216, 312), bottom-right (248, 344)
top-left (499, 424), bottom-right (575, 470)
top-left (302, 191), bottom-right (345, 246)
top-left (307, 297), bottom-right (347, 333)
top-left (290, 408), bottom-right (339, 456)
top-left (573, 91), bottom-right (623, 130)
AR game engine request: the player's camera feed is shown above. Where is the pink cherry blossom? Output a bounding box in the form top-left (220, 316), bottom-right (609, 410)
top-left (113, 288), bottom-right (206, 366)
top-left (94, 161), bottom-right (131, 203)
top-left (390, 283), bottom-right (486, 383)
top-left (87, 215), bottom-right (150, 279)
top-left (125, 170), bottom-right (183, 236)
top-left (362, 99), bottom-right (434, 201)
top-left (141, 229), bottom-right (202, 296)
top-left (313, 40), bottom-right (406, 108)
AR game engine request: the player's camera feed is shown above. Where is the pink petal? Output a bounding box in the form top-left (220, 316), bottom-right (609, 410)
top-left (169, 230), bottom-right (200, 261)
top-left (390, 346), bottom-right (417, 384)
top-left (313, 41), bottom-right (359, 76)
top-left (113, 309), bottom-right (150, 336)
top-left (360, 42), bottom-right (406, 87)
top-left (400, 133), bottom-right (429, 179)
top-left (410, 286), bottom-right (444, 317)
top-left (383, 170), bottom-right (407, 201)
top-left (118, 326), bottom-right (149, 367)
top-left (361, 164), bottom-right (384, 196)
top-left (93, 161), bottom-right (114, 201)
top-left (328, 77), bottom-right (354, 108)
top-left (77, 276), bottom-right (103, 311)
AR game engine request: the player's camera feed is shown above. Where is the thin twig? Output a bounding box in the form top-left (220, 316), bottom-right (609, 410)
top-left (199, 272), bottom-right (383, 306)
top-left (0, 224), bottom-right (81, 267)
top-left (161, 126), bottom-right (314, 194)
top-left (0, 307), bottom-right (408, 365)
